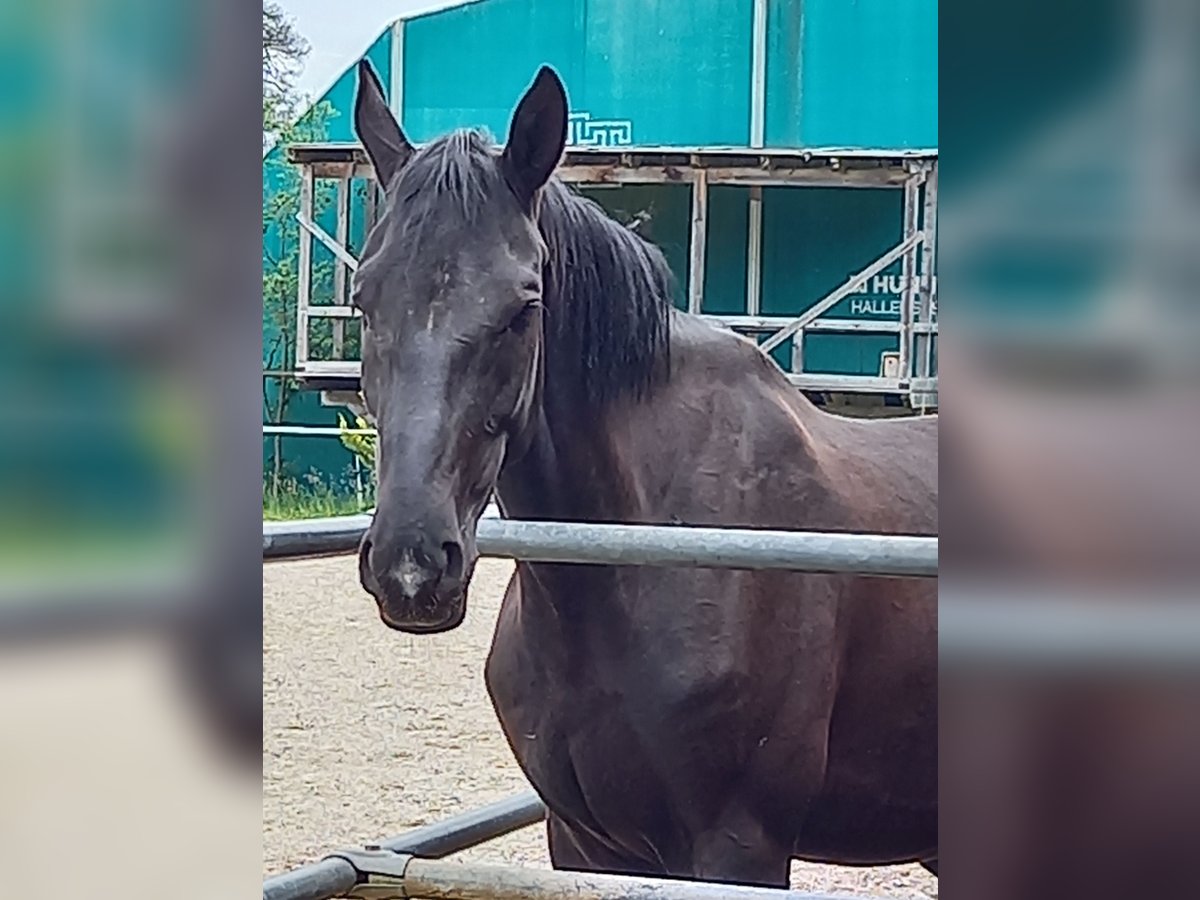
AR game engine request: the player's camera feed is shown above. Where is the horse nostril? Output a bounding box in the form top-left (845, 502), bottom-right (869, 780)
top-left (358, 537), bottom-right (381, 593)
top-left (443, 541), bottom-right (464, 582)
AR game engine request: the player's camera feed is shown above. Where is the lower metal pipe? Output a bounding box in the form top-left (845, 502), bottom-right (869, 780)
top-left (400, 856), bottom-right (889, 900)
top-left (263, 790), bottom-right (546, 900)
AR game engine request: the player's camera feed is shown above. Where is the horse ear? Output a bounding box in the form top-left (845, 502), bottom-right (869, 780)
top-left (501, 66), bottom-right (568, 207)
top-left (354, 59), bottom-right (413, 187)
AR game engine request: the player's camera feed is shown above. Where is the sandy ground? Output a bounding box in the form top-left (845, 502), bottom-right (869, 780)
top-left (264, 555), bottom-right (936, 897)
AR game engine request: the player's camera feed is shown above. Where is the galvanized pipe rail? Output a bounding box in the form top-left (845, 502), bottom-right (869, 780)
top-left (263, 791), bottom-right (546, 900)
top-left (263, 516), bottom-right (938, 578)
top-left (323, 851), bottom-right (889, 900)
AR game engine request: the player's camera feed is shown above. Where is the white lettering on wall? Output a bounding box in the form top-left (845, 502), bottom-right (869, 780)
top-left (849, 297), bottom-right (902, 316)
top-left (567, 111), bottom-right (633, 147)
top-left (829, 267), bottom-right (937, 318)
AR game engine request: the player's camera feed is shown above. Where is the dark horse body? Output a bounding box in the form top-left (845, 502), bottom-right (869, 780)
top-left (351, 61), bottom-right (937, 887)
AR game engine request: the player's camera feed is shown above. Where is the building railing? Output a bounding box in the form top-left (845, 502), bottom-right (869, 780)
top-left (281, 144), bottom-right (937, 406)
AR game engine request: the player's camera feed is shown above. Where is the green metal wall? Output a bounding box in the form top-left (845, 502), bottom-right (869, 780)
top-left (261, 0), bottom-right (938, 490)
top-left (400, 0), bottom-right (937, 151)
top-left (765, 0), bottom-right (937, 149)
top-left (761, 187), bottom-right (904, 373)
top-left (402, 0), bottom-right (753, 147)
top-left (396, 0), bottom-right (935, 382)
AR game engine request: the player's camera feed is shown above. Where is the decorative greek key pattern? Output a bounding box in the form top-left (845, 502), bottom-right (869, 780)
top-left (567, 111), bottom-right (633, 147)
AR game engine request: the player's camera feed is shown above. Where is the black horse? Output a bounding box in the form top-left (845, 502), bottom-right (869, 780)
top-left (351, 60), bottom-right (937, 887)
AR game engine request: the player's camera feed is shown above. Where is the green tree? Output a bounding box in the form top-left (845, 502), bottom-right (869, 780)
top-left (263, 2), bottom-right (309, 149)
top-left (262, 101), bottom-right (342, 497)
top-left (262, 4), bottom-right (346, 498)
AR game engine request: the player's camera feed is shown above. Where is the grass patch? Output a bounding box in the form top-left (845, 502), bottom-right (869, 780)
top-left (263, 476), bottom-right (373, 520)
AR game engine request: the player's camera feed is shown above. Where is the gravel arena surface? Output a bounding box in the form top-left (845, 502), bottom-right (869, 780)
top-left (264, 556), bottom-right (937, 898)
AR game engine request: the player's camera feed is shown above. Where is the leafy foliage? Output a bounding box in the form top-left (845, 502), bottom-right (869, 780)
top-left (261, 9), bottom-right (369, 509)
top-left (263, 104), bottom-right (339, 398)
top-left (337, 414), bottom-right (376, 470)
top-left (263, 2), bottom-right (310, 147)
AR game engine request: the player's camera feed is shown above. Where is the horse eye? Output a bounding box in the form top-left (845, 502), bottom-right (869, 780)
top-left (503, 300), bottom-right (541, 335)
top-left (483, 416), bottom-right (501, 436)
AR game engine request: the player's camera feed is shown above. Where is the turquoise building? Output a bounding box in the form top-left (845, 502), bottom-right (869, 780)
top-left (264, 0), bottom-right (938, 491)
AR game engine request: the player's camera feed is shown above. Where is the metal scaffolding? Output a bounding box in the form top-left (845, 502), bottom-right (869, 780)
top-left (283, 143), bottom-right (938, 407)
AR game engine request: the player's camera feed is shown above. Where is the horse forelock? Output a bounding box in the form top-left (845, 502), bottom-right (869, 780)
top-left (386, 129), bottom-right (499, 234)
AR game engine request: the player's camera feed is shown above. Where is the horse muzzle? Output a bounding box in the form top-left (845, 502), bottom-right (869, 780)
top-left (358, 533), bottom-right (469, 633)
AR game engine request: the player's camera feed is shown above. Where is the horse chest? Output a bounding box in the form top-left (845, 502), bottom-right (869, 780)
top-left (491, 629), bottom-right (657, 761)
top-left (500, 669), bottom-right (698, 857)
top-left (488, 621), bottom-right (760, 851)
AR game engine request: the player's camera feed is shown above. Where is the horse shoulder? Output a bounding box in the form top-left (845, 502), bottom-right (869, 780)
top-left (809, 414), bottom-right (938, 534)
top-left (634, 321), bottom-right (846, 524)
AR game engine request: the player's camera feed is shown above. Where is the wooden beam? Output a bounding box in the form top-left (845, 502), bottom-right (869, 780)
top-left (286, 141), bottom-right (937, 165)
top-left (557, 165), bottom-right (906, 188)
top-left (557, 166), bottom-right (696, 185)
top-left (687, 171), bottom-right (709, 314)
top-left (295, 167), bottom-right (314, 370)
top-left (746, 186), bottom-right (763, 316)
top-left (311, 161), bottom-right (374, 180)
top-left (917, 163), bottom-right (939, 383)
top-left (296, 212), bottom-right (360, 272)
top-left (897, 175), bottom-right (921, 381)
top-left (333, 174), bottom-right (350, 358)
top-left (304, 305), bottom-right (361, 318)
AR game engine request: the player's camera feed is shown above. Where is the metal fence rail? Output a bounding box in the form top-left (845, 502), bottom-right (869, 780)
top-left (263, 514), bottom-right (373, 560)
top-left (264, 788), bottom-right (901, 900)
top-left (327, 852), bottom-right (890, 900)
top-left (263, 516), bottom-right (938, 578)
top-left (263, 791), bottom-right (546, 900)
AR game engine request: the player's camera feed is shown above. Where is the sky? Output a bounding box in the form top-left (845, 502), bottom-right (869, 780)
top-left (279, 0), bottom-right (453, 103)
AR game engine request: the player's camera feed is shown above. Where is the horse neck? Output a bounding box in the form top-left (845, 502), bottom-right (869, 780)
top-left (495, 186), bottom-right (668, 522)
top-left (493, 382), bottom-right (641, 654)
top-left (495, 382), bottom-right (638, 524)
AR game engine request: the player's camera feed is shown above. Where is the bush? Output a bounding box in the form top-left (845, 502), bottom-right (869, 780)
top-left (337, 413), bottom-right (376, 470)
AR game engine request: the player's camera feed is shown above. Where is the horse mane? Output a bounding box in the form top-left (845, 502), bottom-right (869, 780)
top-left (539, 178), bottom-right (674, 407)
top-left (390, 129), bottom-right (674, 408)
